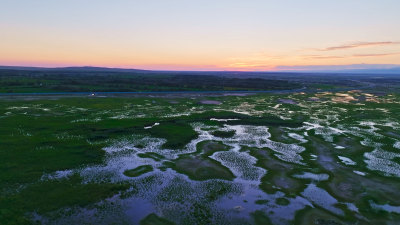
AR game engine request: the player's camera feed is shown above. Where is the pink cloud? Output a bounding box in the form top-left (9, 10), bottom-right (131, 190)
top-left (318, 41), bottom-right (399, 51)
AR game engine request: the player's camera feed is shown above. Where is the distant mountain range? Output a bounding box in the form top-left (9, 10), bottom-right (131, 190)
top-left (275, 64), bottom-right (400, 74)
top-left (0, 65), bottom-right (399, 74)
top-left (0, 66), bottom-right (148, 73)
top-left (319, 67), bottom-right (400, 74)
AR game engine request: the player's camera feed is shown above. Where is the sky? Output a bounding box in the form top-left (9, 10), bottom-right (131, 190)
top-left (1, 0), bottom-right (400, 71)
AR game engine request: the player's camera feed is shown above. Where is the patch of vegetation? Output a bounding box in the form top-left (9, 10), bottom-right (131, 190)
top-left (140, 213), bottom-right (175, 225)
top-left (195, 141), bottom-right (230, 157)
top-left (148, 122), bottom-right (198, 149)
top-left (167, 141), bottom-right (234, 181)
top-left (0, 114), bottom-right (105, 190)
top-left (251, 210), bottom-right (272, 225)
top-left (170, 157), bottom-right (235, 181)
top-left (268, 127), bottom-right (295, 144)
top-left (248, 148), bottom-right (308, 195)
top-left (212, 130), bottom-right (236, 138)
top-left (191, 202), bottom-right (212, 224)
top-left (275, 197), bottom-right (290, 206)
top-left (293, 207), bottom-right (344, 225)
top-left (255, 199), bottom-right (269, 205)
top-left (137, 152), bottom-right (165, 161)
top-left (135, 144), bottom-right (145, 149)
top-left (123, 165), bottom-right (153, 177)
top-left (0, 174), bottom-right (128, 225)
top-left (203, 181), bottom-right (234, 201)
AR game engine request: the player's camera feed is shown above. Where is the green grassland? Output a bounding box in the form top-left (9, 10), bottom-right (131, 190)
top-left (1, 90), bottom-right (400, 224)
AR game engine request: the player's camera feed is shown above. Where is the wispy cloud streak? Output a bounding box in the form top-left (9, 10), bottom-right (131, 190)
top-left (318, 41), bottom-right (399, 51)
top-left (303, 55), bottom-right (345, 59)
top-left (352, 52), bottom-right (400, 57)
top-left (302, 52), bottom-right (400, 60)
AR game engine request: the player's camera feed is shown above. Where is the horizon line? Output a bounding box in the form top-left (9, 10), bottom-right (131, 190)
top-left (1, 63), bottom-right (400, 73)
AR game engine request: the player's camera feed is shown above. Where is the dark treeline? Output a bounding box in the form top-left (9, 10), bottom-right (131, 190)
top-left (0, 69), bottom-right (301, 93)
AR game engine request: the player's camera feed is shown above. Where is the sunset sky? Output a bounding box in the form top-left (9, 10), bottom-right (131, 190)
top-left (1, 0), bottom-right (400, 71)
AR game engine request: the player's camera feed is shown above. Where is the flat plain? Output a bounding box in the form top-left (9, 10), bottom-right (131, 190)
top-left (1, 70), bottom-right (400, 225)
